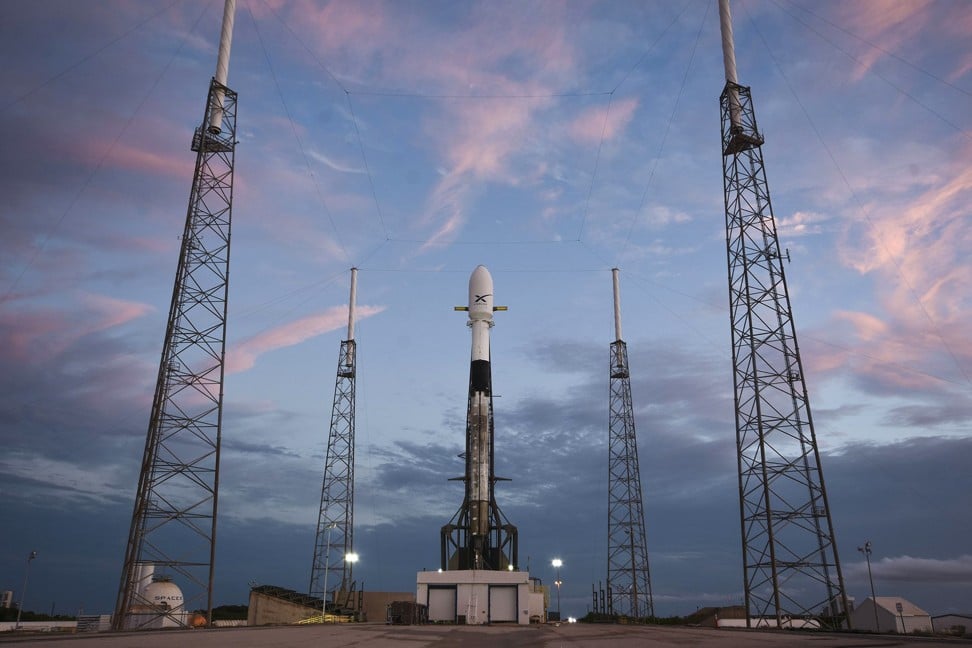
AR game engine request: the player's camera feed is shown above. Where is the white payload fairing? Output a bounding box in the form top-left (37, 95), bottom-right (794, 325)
top-left (441, 266), bottom-right (516, 571)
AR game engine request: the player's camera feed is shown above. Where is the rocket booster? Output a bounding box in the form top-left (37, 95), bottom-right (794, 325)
top-left (442, 265), bottom-right (516, 571)
top-left (456, 266), bottom-right (505, 559)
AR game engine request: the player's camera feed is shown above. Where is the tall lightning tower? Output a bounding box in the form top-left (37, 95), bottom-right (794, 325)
top-left (718, 0), bottom-right (849, 628)
top-left (113, 0), bottom-right (238, 630)
top-left (606, 268), bottom-right (654, 619)
top-left (309, 268), bottom-right (359, 604)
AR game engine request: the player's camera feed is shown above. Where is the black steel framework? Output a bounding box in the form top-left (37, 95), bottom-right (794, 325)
top-left (114, 78), bottom-right (237, 630)
top-left (606, 340), bottom-right (654, 619)
top-left (309, 339), bottom-right (357, 602)
top-left (720, 81), bottom-right (849, 628)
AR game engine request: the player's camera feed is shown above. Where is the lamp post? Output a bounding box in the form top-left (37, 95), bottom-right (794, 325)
top-left (345, 553), bottom-right (359, 618)
top-left (15, 551), bottom-right (37, 630)
top-left (858, 540), bottom-right (879, 632)
top-left (321, 522), bottom-right (338, 622)
top-left (551, 558), bottom-right (563, 620)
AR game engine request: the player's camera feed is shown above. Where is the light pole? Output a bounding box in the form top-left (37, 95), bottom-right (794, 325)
top-left (858, 540), bottom-right (879, 631)
top-left (551, 558), bottom-right (563, 620)
top-left (345, 553), bottom-right (359, 618)
top-left (321, 522), bottom-right (338, 621)
top-left (16, 551), bottom-right (37, 630)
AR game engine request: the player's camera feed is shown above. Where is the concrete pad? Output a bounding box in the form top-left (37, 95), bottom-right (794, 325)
top-left (0, 622), bottom-right (963, 647)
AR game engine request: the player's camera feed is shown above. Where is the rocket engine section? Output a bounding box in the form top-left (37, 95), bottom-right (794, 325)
top-left (441, 266), bottom-right (518, 571)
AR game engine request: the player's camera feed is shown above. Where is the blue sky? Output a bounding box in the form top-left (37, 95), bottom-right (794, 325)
top-left (1, 0), bottom-right (971, 620)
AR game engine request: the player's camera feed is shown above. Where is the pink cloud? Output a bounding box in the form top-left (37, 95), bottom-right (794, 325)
top-left (834, 310), bottom-right (887, 341)
top-left (827, 146), bottom-right (972, 391)
top-left (80, 293), bottom-right (154, 334)
top-left (838, 1), bottom-right (934, 81)
top-left (259, 2), bottom-right (580, 249)
top-left (1, 293), bottom-right (153, 363)
top-left (227, 304), bottom-right (385, 374)
top-left (568, 97), bottom-right (639, 144)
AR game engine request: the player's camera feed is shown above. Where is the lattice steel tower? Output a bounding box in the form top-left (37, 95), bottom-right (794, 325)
top-left (309, 268), bottom-right (359, 604)
top-left (113, 0), bottom-right (238, 630)
top-left (718, 0), bottom-right (849, 628)
top-left (606, 269), bottom-right (654, 619)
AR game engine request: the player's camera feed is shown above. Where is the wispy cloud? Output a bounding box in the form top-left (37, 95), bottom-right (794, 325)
top-left (227, 304), bottom-right (385, 373)
top-left (838, 0), bottom-right (935, 81)
top-left (568, 97), bottom-right (638, 144)
top-left (308, 149), bottom-right (363, 174)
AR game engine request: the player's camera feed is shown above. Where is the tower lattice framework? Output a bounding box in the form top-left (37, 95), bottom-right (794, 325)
top-left (309, 338), bottom-right (356, 601)
top-left (606, 339), bottom-right (654, 619)
top-left (114, 78), bottom-right (237, 630)
top-left (720, 80), bottom-right (849, 627)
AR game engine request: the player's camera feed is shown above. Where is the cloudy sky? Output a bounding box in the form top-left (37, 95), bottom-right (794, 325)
top-left (2, 0), bottom-right (971, 620)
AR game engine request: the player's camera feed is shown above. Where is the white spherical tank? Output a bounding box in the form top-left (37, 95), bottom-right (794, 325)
top-left (143, 579), bottom-right (185, 610)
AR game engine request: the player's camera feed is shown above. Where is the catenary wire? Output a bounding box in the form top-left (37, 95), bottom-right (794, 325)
top-left (0, 0), bottom-right (212, 306)
top-left (617, 0), bottom-right (711, 267)
top-left (245, 0), bottom-right (350, 264)
top-left (0, 0), bottom-right (187, 115)
top-left (742, 1), bottom-right (972, 387)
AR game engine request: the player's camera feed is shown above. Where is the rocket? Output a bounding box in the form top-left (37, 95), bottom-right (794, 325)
top-left (442, 266), bottom-right (516, 571)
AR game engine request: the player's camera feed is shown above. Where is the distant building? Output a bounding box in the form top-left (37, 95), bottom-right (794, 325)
top-left (932, 613), bottom-right (972, 636)
top-left (850, 596), bottom-right (932, 634)
top-left (0, 591), bottom-right (12, 609)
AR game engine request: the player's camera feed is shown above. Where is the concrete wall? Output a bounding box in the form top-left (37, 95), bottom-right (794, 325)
top-left (248, 590), bottom-right (320, 626)
top-left (355, 591), bottom-right (415, 623)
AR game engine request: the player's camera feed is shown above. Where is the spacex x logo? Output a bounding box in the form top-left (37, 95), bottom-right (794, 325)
top-left (474, 294), bottom-right (491, 303)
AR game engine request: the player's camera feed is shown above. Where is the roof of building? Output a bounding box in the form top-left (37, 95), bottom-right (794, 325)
top-left (932, 613), bottom-right (972, 619)
top-left (863, 596), bottom-right (930, 617)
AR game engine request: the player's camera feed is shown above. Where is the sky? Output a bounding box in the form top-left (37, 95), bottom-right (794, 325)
top-left (1, 0), bottom-right (971, 621)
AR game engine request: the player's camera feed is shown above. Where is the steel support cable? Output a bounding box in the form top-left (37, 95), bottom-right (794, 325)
top-left (245, 0), bottom-right (350, 264)
top-left (617, 0), bottom-right (711, 266)
top-left (256, 0), bottom-right (348, 93)
top-left (579, 0), bottom-right (700, 246)
top-left (0, 0), bottom-right (212, 306)
top-left (774, 0), bottom-right (972, 100)
top-left (764, 0), bottom-right (971, 142)
top-left (255, 0), bottom-right (389, 244)
top-left (232, 268), bottom-right (349, 319)
top-left (609, 0), bottom-right (699, 95)
top-left (345, 93), bottom-right (390, 242)
top-left (741, 2), bottom-right (972, 387)
top-left (575, 93), bottom-right (615, 243)
top-left (0, 0), bottom-right (187, 114)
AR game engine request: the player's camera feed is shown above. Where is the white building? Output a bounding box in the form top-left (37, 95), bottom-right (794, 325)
top-left (850, 596), bottom-right (932, 634)
top-left (416, 570), bottom-right (545, 625)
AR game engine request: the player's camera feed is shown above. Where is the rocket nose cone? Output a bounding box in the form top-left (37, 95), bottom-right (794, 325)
top-left (470, 265), bottom-right (492, 289)
top-left (469, 265), bottom-right (493, 320)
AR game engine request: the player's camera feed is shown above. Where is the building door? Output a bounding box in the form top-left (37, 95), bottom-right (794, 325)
top-left (428, 587), bottom-right (457, 622)
top-left (489, 586), bottom-right (517, 623)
